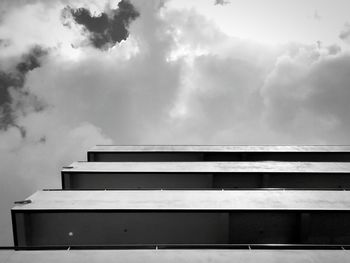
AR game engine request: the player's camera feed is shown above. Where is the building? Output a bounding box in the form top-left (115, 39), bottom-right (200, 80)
top-left (4, 145), bottom-right (350, 262)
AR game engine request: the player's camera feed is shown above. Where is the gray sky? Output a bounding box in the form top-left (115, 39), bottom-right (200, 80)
top-left (170, 0), bottom-right (350, 46)
top-left (1, 0), bottom-right (350, 245)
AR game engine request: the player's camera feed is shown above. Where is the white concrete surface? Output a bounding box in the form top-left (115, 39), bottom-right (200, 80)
top-left (89, 145), bottom-right (350, 152)
top-left (63, 161), bottom-right (350, 173)
top-left (12, 190), bottom-right (350, 210)
top-left (1, 249), bottom-right (350, 263)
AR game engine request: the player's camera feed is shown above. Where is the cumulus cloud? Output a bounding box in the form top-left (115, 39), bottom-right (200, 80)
top-left (65, 0), bottom-right (140, 49)
top-left (261, 44), bottom-right (348, 143)
top-left (1, 0), bottom-right (350, 245)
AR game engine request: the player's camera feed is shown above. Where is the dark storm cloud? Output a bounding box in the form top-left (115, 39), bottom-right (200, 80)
top-left (0, 46), bottom-right (47, 131)
top-left (68, 0), bottom-right (140, 49)
top-left (16, 46), bottom-right (47, 74)
top-left (0, 72), bottom-right (20, 128)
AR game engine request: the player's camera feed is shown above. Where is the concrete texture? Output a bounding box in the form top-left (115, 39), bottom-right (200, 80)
top-left (12, 190), bottom-right (350, 210)
top-left (1, 249), bottom-right (350, 263)
top-left (64, 161), bottom-right (350, 173)
top-left (89, 145), bottom-right (350, 152)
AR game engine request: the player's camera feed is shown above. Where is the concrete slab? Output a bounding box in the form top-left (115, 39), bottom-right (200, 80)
top-left (1, 249), bottom-right (350, 263)
top-left (63, 161), bottom-right (350, 173)
top-left (12, 190), bottom-right (350, 211)
top-left (89, 145), bottom-right (350, 152)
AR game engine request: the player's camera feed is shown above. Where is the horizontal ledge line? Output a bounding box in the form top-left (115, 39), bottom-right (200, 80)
top-left (4, 244), bottom-right (350, 250)
top-left (44, 188), bottom-right (350, 191)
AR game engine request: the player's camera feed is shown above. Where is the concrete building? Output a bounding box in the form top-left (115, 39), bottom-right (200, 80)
top-left (5, 146), bottom-right (350, 261)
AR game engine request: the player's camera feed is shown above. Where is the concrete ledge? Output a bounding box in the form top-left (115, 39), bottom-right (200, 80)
top-left (2, 249), bottom-right (350, 263)
top-left (12, 190), bottom-right (350, 210)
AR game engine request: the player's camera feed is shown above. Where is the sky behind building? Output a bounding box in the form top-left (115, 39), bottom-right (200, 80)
top-left (1, 0), bottom-right (350, 245)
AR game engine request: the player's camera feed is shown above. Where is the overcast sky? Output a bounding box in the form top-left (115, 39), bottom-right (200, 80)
top-left (1, 0), bottom-right (350, 245)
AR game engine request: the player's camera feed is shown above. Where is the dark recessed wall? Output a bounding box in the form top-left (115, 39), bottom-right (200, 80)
top-left (88, 152), bottom-right (350, 162)
top-left (62, 172), bottom-right (350, 190)
top-left (13, 211), bottom-right (350, 247)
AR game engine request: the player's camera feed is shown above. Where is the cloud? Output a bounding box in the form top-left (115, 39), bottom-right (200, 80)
top-left (0, 46), bottom-right (47, 130)
top-left (214, 0), bottom-right (230, 6)
top-left (66, 0), bottom-right (140, 49)
top-left (261, 44), bottom-right (348, 143)
top-left (340, 23), bottom-right (350, 43)
top-left (0, 1), bottom-right (86, 57)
